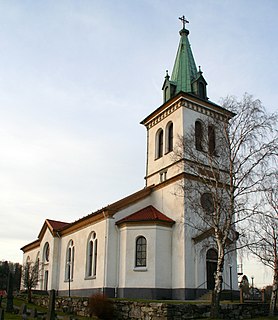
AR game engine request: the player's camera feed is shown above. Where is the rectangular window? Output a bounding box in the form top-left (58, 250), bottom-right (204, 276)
top-left (136, 236), bottom-right (147, 267)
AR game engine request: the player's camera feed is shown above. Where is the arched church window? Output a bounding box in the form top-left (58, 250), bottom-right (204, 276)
top-left (86, 232), bottom-right (98, 278)
top-left (195, 121), bottom-right (203, 151)
top-left (135, 236), bottom-right (147, 267)
top-left (201, 192), bottom-right (215, 214)
top-left (65, 240), bottom-right (74, 281)
top-left (156, 129), bottom-right (164, 158)
top-left (166, 122), bottom-right (174, 153)
top-left (43, 242), bottom-right (50, 263)
top-left (208, 125), bottom-right (216, 155)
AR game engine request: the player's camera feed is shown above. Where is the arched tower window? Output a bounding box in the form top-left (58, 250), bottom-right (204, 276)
top-left (65, 240), bottom-right (74, 281)
top-left (166, 122), bottom-right (174, 153)
top-left (208, 125), bottom-right (216, 155)
top-left (156, 129), bottom-right (164, 158)
top-left (86, 232), bottom-right (98, 278)
top-left (195, 121), bottom-right (203, 151)
top-left (135, 236), bottom-right (147, 267)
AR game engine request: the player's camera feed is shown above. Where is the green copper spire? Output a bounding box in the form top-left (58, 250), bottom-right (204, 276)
top-left (162, 17), bottom-right (208, 103)
top-left (171, 27), bottom-right (198, 93)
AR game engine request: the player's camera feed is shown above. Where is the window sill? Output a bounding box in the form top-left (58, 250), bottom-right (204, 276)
top-left (164, 150), bottom-right (173, 155)
top-left (155, 156), bottom-right (163, 161)
top-left (133, 267), bottom-right (147, 272)
top-left (84, 276), bottom-right (96, 280)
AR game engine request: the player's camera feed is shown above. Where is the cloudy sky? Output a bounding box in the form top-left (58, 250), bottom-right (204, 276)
top-left (0, 0), bottom-right (277, 287)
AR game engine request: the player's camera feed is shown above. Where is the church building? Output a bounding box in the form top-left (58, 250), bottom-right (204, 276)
top-left (21, 18), bottom-right (238, 300)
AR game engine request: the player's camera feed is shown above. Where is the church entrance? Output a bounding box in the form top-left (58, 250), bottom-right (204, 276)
top-left (206, 249), bottom-right (218, 290)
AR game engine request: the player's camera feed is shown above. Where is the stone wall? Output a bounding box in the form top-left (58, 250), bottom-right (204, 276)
top-left (28, 295), bottom-right (270, 319)
top-left (113, 301), bottom-right (269, 320)
top-left (31, 295), bottom-right (90, 317)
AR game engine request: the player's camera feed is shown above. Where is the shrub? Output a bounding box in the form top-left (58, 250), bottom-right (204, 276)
top-left (88, 293), bottom-right (114, 320)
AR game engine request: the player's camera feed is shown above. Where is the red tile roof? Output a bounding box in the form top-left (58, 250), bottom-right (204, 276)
top-left (46, 219), bottom-right (69, 231)
top-left (116, 205), bottom-right (174, 226)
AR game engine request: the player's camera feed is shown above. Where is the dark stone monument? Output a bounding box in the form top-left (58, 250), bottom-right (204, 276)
top-left (5, 272), bottom-right (13, 313)
top-left (30, 308), bottom-right (38, 318)
top-left (19, 304), bottom-right (27, 315)
top-left (0, 308), bottom-right (4, 320)
top-left (46, 289), bottom-right (55, 320)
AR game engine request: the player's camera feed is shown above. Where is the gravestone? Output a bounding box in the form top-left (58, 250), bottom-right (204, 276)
top-left (0, 308), bottom-right (4, 320)
top-left (46, 290), bottom-right (55, 320)
top-left (30, 308), bottom-right (38, 318)
top-left (6, 272), bottom-right (13, 312)
top-left (19, 304), bottom-right (27, 315)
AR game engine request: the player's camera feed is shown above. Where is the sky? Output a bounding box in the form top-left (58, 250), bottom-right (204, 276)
top-left (0, 0), bottom-right (277, 288)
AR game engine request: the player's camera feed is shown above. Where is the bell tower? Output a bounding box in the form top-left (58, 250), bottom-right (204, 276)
top-left (141, 17), bottom-right (232, 187)
top-left (141, 17), bottom-right (208, 186)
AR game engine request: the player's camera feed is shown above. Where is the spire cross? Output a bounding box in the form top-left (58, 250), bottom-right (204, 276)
top-left (179, 15), bottom-right (189, 29)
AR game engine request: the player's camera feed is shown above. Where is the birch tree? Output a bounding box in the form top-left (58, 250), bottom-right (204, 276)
top-left (174, 93), bottom-right (277, 317)
top-left (247, 173), bottom-right (278, 316)
top-left (22, 260), bottom-right (39, 303)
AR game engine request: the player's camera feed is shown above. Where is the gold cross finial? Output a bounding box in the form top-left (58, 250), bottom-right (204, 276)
top-left (179, 15), bottom-right (189, 29)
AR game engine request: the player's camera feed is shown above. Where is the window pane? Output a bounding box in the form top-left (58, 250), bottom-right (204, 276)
top-left (168, 123), bottom-right (173, 152)
top-left (158, 131), bottom-right (163, 158)
top-left (136, 237), bottom-right (147, 267)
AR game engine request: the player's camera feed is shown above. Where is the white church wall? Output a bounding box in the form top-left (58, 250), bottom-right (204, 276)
top-left (118, 224), bottom-right (172, 289)
top-left (182, 102), bottom-right (230, 173)
top-left (222, 250), bottom-right (239, 291)
top-left (57, 219), bottom-right (107, 292)
top-left (118, 225), bottom-right (156, 288)
top-left (104, 217), bottom-right (119, 288)
top-left (22, 248), bottom-right (38, 265)
top-left (154, 226), bottom-right (172, 288)
top-left (118, 225), bottom-right (127, 288)
top-left (151, 183), bottom-right (186, 289)
top-left (50, 237), bottom-right (61, 290)
top-left (146, 105), bottom-right (183, 187)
